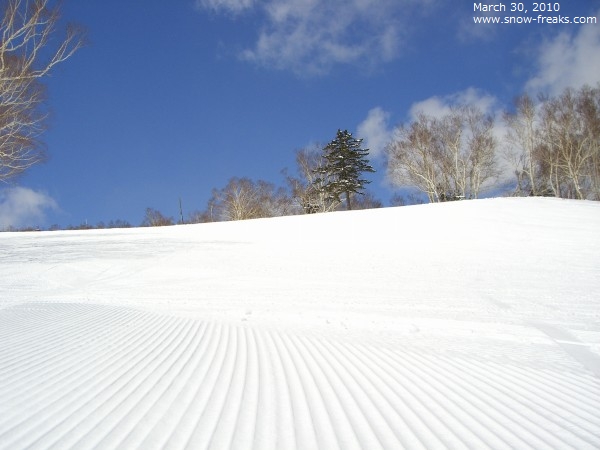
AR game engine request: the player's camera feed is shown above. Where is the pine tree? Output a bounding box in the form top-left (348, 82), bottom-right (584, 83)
top-left (314, 129), bottom-right (375, 210)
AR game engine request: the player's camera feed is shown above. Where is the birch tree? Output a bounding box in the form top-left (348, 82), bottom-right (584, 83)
top-left (206, 177), bottom-right (293, 221)
top-left (286, 145), bottom-right (341, 213)
top-left (503, 94), bottom-right (546, 196)
top-left (386, 107), bottom-right (498, 202)
top-left (386, 113), bottom-right (440, 202)
top-left (538, 86), bottom-right (600, 199)
top-left (0, 0), bottom-right (84, 182)
top-left (142, 208), bottom-right (174, 227)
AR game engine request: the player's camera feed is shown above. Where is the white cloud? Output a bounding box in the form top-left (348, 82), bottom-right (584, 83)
top-left (194, 0), bottom-right (255, 14)
top-left (197, 0), bottom-right (434, 75)
top-left (0, 187), bottom-right (58, 230)
top-left (526, 16), bottom-right (600, 95)
top-left (356, 107), bottom-right (392, 158)
top-left (409, 87), bottom-right (499, 120)
top-left (457, 7), bottom-right (502, 42)
top-left (407, 88), bottom-right (505, 150)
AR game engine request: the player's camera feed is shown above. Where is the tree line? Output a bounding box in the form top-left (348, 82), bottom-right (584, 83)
top-left (168, 84), bottom-right (599, 228)
top-left (3, 129), bottom-right (378, 231)
top-left (7, 85), bottom-right (599, 231)
top-left (503, 86), bottom-right (600, 199)
top-left (387, 85), bottom-right (600, 202)
top-left (166, 129), bottom-right (380, 226)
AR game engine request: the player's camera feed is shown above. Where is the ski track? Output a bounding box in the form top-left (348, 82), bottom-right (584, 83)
top-left (1, 302), bottom-right (599, 450)
top-left (2, 198), bottom-right (600, 450)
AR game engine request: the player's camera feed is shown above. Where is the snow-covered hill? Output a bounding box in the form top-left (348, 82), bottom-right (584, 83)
top-left (1, 197), bottom-right (599, 449)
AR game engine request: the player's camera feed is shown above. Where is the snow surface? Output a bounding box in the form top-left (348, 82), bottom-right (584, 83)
top-left (1, 197), bottom-right (599, 449)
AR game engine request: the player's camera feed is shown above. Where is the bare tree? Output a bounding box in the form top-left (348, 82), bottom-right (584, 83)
top-left (204, 177), bottom-right (294, 221)
top-left (214, 177), bottom-right (263, 221)
top-left (503, 94), bottom-right (543, 196)
top-left (386, 114), bottom-right (440, 202)
top-left (464, 106), bottom-right (499, 198)
top-left (142, 208), bottom-right (174, 227)
top-left (386, 106), bottom-right (498, 202)
top-left (107, 219), bottom-right (132, 229)
top-left (538, 86), bottom-right (600, 199)
top-left (286, 145), bottom-right (341, 213)
top-left (188, 209), bottom-right (214, 224)
top-left (503, 86), bottom-right (600, 200)
top-left (256, 179), bottom-right (296, 217)
top-left (390, 191), bottom-right (426, 206)
top-left (348, 191), bottom-right (382, 210)
top-left (580, 85), bottom-right (600, 200)
top-left (433, 112), bottom-right (463, 200)
top-left (0, 0), bottom-right (84, 182)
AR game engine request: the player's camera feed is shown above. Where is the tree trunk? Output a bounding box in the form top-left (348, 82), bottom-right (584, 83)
top-left (346, 191), bottom-right (352, 210)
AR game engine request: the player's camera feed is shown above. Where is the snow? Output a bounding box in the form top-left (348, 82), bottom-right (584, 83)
top-left (1, 197), bottom-right (599, 449)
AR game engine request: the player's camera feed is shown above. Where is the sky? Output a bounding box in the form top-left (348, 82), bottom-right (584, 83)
top-left (1, 0), bottom-right (600, 229)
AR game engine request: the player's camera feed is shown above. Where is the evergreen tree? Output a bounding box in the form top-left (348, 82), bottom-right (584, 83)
top-left (314, 129), bottom-right (375, 210)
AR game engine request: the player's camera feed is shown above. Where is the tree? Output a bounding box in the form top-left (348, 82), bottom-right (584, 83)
top-left (504, 94), bottom-right (544, 196)
top-left (348, 191), bottom-right (382, 210)
top-left (285, 145), bottom-right (341, 213)
top-left (212, 177), bottom-right (263, 221)
top-left (462, 106), bottom-right (499, 198)
top-left (107, 219), bottom-right (132, 229)
top-left (188, 209), bottom-right (214, 224)
top-left (580, 85), bottom-right (600, 200)
top-left (201, 177), bottom-right (294, 222)
top-left (0, 0), bottom-right (84, 182)
top-left (142, 208), bottom-right (174, 227)
top-left (313, 129), bottom-right (375, 210)
top-left (386, 114), bottom-right (440, 202)
top-left (538, 86), bottom-right (600, 199)
top-left (503, 86), bottom-right (600, 200)
top-left (390, 191), bottom-right (426, 206)
top-left (386, 107), bottom-right (498, 202)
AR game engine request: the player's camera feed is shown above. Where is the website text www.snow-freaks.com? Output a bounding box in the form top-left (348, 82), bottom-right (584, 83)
top-left (473, 3), bottom-right (597, 25)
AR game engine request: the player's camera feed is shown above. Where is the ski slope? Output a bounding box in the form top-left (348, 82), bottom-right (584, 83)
top-left (1, 197), bottom-right (599, 449)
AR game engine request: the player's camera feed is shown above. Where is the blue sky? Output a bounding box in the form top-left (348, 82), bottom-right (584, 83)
top-left (2, 0), bottom-right (599, 229)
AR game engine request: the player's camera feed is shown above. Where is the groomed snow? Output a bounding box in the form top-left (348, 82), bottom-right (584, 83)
top-left (1, 197), bottom-right (599, 449)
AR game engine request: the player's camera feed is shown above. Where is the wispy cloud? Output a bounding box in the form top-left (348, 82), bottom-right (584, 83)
top-left (457, 7), bottom-right (502, 42)
top-left (525, 17), bottom-right (600, 95)
top-left (196, 0), bottom-right (435, 75)
top-left (356, 107), bottom-right (392, 158)
top-left (409, 87), bottom-right (499, 120)
top-left (407, 88), bottom-right (505, 153)
top-left (0, 187), bottom-right (58, 230)
top-left (194, 0), bottom-right (255, 14)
